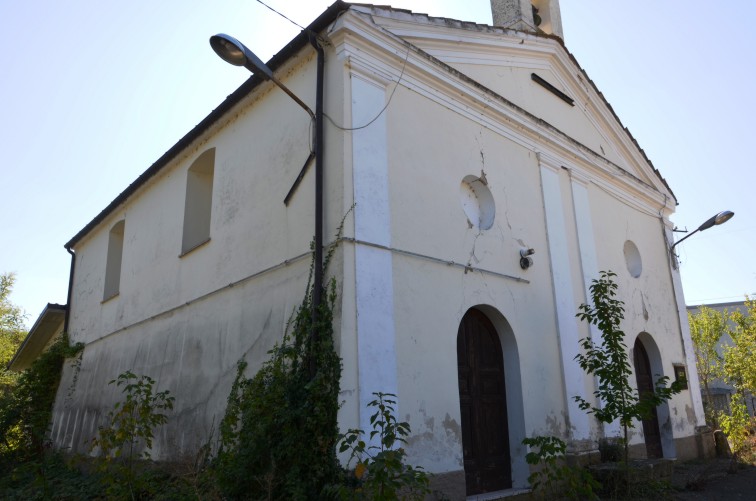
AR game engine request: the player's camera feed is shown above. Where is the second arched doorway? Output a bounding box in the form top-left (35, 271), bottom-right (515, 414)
top-left (633, 337), bottom-right (663, 458)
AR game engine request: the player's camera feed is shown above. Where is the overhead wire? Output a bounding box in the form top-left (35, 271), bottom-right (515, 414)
top-left (324, 45), bottom-right (411, 131)
top-left (254, 0), bottom-right (306, 30)
top-left (254, 0), bottom-right (411, 133)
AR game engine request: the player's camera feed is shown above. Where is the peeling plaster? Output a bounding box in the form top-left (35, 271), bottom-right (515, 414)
top-left (641, 293), bottom-right (649, 322)
top-left (405, 412), bottom-right (464, 470)
top-left (545, 412), bottom-right (565, 438)
top-left (685, 405), bottom-right (697, 426)
top-left (442, 413), bottom-right (461, 443)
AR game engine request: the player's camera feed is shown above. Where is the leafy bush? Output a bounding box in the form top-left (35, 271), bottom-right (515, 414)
top-left (523, 435), bottom-right (599, 500)
top-left (334, 392), bottom-right (430, 500)
top-left (0, 333), bottom-right (82, 467)
top-left (91, 371), bottom-right (175, 461)
top-left (91, 371), bottom-right (175, 499)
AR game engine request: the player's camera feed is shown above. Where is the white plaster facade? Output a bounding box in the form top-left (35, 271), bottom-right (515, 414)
top-left (45, 2), bottom-right (710, 497)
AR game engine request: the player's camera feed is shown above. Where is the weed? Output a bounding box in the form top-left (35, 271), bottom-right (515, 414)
top-left (333, 392), bottom-right (430, 500)
top-left (523, 435), bottom-right (599, 500)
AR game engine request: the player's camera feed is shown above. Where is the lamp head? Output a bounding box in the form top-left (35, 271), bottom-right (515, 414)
top-left (698, 210), bottom-right (734, 232)
top-left (210, 34), bottom-right (273, 80)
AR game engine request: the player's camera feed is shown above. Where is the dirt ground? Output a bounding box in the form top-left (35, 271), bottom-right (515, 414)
top-left (669, 458), bottom-right (756, 500)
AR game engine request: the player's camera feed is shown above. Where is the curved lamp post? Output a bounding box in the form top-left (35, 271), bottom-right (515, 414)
top-left (210, 33), bottom-right (325, 377)
top-left (210, 34), bottom-right (314, 120)
top-left (670, 210), bottom-right (734, 258)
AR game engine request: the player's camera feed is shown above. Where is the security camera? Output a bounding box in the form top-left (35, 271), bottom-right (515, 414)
top-left (519, 248), bottom-right (534, 270)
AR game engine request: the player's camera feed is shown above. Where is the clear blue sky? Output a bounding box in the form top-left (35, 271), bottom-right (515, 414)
top-left (1, 0), bottom-right (754, 326)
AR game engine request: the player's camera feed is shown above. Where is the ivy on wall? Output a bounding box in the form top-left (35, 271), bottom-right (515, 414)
top-left (215, 223), bottom-right (346, 500)
top-left (0, 334), bottom-right (82, 466)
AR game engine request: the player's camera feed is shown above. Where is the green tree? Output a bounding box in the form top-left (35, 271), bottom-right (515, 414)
top-left (720, 298), bottom-right (756, 461)
top-left (725, 299), bottom-right (756, 396)
top-left (574, 271), bottom-right (684, 464)
top-left (688, 306), bottom-right (728, 427)
top-left (0, 273), bottom-right (27, 395)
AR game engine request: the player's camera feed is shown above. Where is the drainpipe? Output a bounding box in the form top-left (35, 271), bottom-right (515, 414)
top-left (309, 32), bottom-right (325, 378)
top-left (64, 246), bottom-right (76, 334)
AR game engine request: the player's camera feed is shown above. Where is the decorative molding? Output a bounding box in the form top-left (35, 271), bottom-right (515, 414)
top-left (539, 164), bottom-right (591, 440)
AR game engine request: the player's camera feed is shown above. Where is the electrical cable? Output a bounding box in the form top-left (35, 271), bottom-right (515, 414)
top-left (324, 45), bottom-right (411, 131)
top-left (255, 0), bottom-right (306, 30)
top-left (253, 0), bottom-right (410, 132)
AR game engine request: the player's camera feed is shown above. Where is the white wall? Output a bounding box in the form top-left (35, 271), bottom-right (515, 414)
top-left (54, 46), bottom-right (349, 458)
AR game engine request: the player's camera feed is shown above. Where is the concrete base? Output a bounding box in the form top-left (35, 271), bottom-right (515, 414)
top-left (428, 470), bottom-right (531, 501)
top-left (428, 430), bottom-right (715, 500)
top-left (428, 470), bottom-right (466, 500)
top-left (675, 427), bottom-right (716, 460)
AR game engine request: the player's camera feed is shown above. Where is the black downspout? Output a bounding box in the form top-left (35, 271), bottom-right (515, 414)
top-left (64, 246), bottom-right (76, 334)
top-left (309, 33), bottom-right (325, 378)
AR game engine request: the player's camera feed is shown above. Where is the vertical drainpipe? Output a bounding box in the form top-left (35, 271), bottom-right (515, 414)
top-left (309, 32), bottom-right (325, 378)
top-left (64, 246), bottom-right (76, 334)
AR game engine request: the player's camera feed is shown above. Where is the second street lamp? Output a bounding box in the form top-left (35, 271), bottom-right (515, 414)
top-left (670, 210), bottom-right (734, 262)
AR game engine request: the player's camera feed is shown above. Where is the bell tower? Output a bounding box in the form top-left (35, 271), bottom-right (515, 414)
top-left (491, 0), bottom-right (564, 40)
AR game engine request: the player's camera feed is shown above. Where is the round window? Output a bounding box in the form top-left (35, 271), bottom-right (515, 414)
top-left (623, 240), bottom-right (642, 278)
top-left (459, 175), bottom-right (495, 230)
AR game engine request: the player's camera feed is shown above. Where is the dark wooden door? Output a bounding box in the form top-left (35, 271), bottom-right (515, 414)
top-left (457, 309), bottom-right (511, 495)
top-left (633, 339), bottom-right (663, 459)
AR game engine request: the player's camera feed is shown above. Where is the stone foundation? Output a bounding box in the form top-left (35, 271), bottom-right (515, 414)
top-left (674, 427), bottom-right (715, 460)
top-left (428, 470), bottom-right (531, 501)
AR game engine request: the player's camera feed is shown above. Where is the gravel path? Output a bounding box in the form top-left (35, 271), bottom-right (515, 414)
top-left (670, 459), bottom-right (756, 500)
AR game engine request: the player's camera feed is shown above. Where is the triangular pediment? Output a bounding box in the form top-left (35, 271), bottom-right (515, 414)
top-left (360, 8), bottom-right (672, 200)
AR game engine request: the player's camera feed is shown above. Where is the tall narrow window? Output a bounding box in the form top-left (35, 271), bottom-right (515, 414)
top-left (103, 220), bottom-right (125, 300)
top-left (181, 148), bottom-right (215, 254)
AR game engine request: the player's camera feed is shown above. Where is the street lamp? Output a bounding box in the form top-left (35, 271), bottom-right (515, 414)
top-left (670, 210), bottom-right (734, 258)
top-left (210, 33), bottom-right (325, 376)
top-left (210, 34), bottom-right (314, 120)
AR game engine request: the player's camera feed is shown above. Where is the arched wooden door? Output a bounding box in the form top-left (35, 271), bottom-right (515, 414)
top-left (633, 338), bottom-right (663, 458)
top-left (457, 309), bottom-right (511, 495)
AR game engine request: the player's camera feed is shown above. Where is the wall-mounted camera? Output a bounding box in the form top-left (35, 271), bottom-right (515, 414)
top-left (519, 248), bottom-right (535, 270)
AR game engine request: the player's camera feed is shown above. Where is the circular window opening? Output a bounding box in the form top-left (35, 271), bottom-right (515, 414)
top-left (459, 175), bottom-right (495, 230)
top-left (624, 240), bottom-right (642, 278)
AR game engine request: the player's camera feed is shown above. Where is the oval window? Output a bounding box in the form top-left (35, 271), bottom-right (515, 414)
top-left (624, 240), bottom-right (642, 278)
top-left (459, 175), bottom-right (495, 230)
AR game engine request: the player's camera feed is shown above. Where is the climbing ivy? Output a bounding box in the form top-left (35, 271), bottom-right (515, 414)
top-left (214, 225), bottom-right (344, 500)
top-left (0, 333), bottom-right (82, 467)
